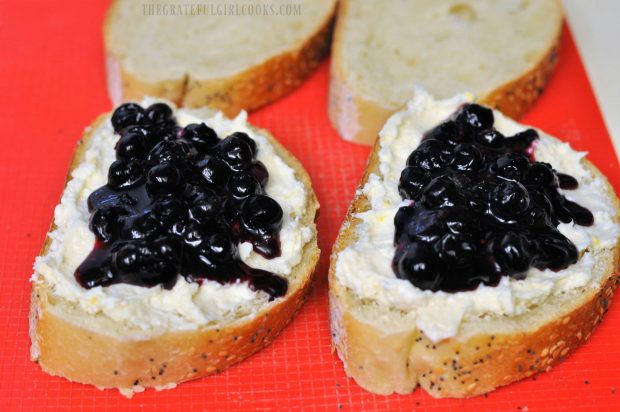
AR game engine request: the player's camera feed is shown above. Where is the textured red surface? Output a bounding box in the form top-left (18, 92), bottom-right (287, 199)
top-left (0, 1), bottom-right (619, 411)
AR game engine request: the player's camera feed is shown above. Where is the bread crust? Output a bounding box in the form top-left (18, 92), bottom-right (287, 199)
top-left (103, 0), bottom-right (336, 117)
top-left (30, 114), bottom-right (320, 396)
top-left (328, 132), bottom-right (620, 397)
top-left (328, 0), bottom-right (564, 145)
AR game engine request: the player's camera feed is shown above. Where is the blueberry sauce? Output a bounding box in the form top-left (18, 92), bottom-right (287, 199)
top-left (75, 102), bottom-right (288, 299)
top-left (393, 103), bottom-right (594, 292)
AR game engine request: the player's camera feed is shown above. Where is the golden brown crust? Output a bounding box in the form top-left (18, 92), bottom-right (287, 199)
top-left (328, 128), bottom-right (620, 397)
top-left (103, 0), bottom-right (336, 116)
top-left (30, 113), bottom-right (320, 395)
top-left (328, 0), bottom-right (564, 146)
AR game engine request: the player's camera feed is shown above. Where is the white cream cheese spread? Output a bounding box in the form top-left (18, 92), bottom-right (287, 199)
top-left (335, 90), bottom-right (619, 342)
top-left (33, 99), bottom-right (313, 331)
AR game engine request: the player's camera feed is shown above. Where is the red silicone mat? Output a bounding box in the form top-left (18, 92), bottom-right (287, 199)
top-left (0, 1), bottom-right (619, 411)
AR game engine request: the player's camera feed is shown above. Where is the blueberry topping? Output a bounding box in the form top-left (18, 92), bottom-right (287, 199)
top-left (116, 132), bottom-right (148, 160)
top-left (421, 176), bottom-right (465, 209)
top-left (490, 181), bottom-right (530, 219)
top-left (205, 233), bottom-right (236, 263)
top-left (393, 103), bottom-right (593, 292)
top-left (144, 103), bottom-right (173, 125)
top-left (557, 173), bottom-right (579, 190)
top-left (89, 206), bottom-right (119, 243)
top-left (218, 134), bottom-right (254, 171)
top-left (399, 166), bottom-right (430, 200)
top-left (456, 103), bottom-right (494, 130)
top-left (148, 140), bottom-right (195, 163)
top-left (475, 129), bottom-right (504, 148)
top-left (198, 156), bottom-right (232, 190)
top-left (111, 103), bottom-right (145, 132)
top-left (450, 143), bottom-right (482, 173)
top-left (406, 139), bottom-right (449, 171)
top-left (423, 120), bottom-right (463, 146)
top-left (229, 131), bottom-right (257, 156)
top-left (146, 163), bottom-right (182, 196)
top-left (183, 123), bottom-right (219, 154)
top-left (75, 102), bottom-right (286, 299)
top-left (248, 161), bottom-right (269, 187)
top-left (395, 242), bottom-right (440, 291)
top-left (504, 129), bottom-right (539, 152)
top-left (493, 152), bottom-right (531, 182)
top-left (227, 174), bottom-right (262, 201)
top-left (240, 195), bottom-right (284, 233)
top-left (527, 162), bottom-right (558, 187)
top-left (108, 160), bottom-right (143, 189)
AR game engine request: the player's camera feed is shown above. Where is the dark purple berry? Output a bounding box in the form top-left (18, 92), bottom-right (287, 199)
top-left (197, 156), bottom-right (231, 190)
top-left (116, 132), bottom-right (148, 160)
top-left (240, 194), bottom-right (283, 234)
top-left (146, 163), bottom-right (181, 196)
top-left (248, 161), bottom-right (269, 187)
top-left (227, 174), bottom-right (261, 201)
top-left (456, 103), bottom-right (494, 130)
top-left (399, 166), bottom-right (430, 200)
top-left (89, 206), bottom-right (119, 243)
top-left (475, 129), bottom-right (504, 148)
top-left (144, 103), bottom-right (173, 124)
top-left (406, 139), bottom-right (449, 171)
top-left (108, 160), bottom-right (143, 189)
top-left (218, 134), bottom-right (254, 171)
top-left (504, 129), bottom-right (538, 151)
top-left (228, 132), bottom-right (257, 156)
top-left (493, 152), bottom-right (530, 181)
top-left (205, 233), bottom-right (236, 262)
top-left (495, 232), bottom-right (533, 274)
top-left (394, 242), bottom-right (440, 291)
top-left (148, 140), bottom-right (194, 163)
top-left (183, 123), bottom-right (219, 153)
top-left (111, 103), bottom-right (144, 132)
top-left (526, 162), bottom-right (558, 187)
top-left (491, 181), bottom-right (531, 219)
top-left (450, 143), bottom-right (481, 173)
top-left (423, 120), bottom-right (463, 146)
top-left (421, 176), bottom-right (465, 208)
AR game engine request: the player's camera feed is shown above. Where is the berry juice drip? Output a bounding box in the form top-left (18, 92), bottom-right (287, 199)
top-left (75, 103), bottom-right (287, 299)
top-left (393, 103), bottom-right (594, 292)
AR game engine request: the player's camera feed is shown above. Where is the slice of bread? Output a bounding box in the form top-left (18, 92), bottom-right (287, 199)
top-left (104, 0), bottom-right (336, 116)
top-left (30, 104), bottom-right (320, 397)
top-left (329, 0), bottom-right (563, 145)
top-left (329, 91), bottom-right (620, 398)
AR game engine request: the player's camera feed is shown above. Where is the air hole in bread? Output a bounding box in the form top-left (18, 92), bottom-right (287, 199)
top-left (448, 3), bottom-right (477, 22)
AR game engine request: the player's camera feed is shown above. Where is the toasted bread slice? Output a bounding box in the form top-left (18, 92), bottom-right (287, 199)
top-left (329, 91), bottom-right (620, 397)
top-left (30, 104), bottom-right (320, 397)
top-left (104, 0), bottom-right (336, 116)
top-left (329, 0), bottom-right (563, 144)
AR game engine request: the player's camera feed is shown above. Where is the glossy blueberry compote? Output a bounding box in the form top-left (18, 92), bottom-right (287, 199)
top-left (75, 102), bottom-right (288, 299)
top-left (393, 103), bottom-right (594, 292)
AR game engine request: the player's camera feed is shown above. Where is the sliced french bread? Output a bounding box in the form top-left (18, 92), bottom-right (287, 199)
top-left (329, 0), bottom-right (563, 145)
top-left (104, 0), bottom-right (336, 116)
top-left (329, 90), bottom-right (620, 398)
top-left (30, 101), bottom-right (320, 397)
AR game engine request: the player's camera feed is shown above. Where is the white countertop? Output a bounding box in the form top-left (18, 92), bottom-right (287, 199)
top-left (563, 0), bottom-right (620, 158)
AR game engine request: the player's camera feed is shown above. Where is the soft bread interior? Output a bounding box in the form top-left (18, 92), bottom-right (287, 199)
top-left (106, 0), bottom-right (336, 82)
top-left (338, 0), bottom-right (562, 108)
